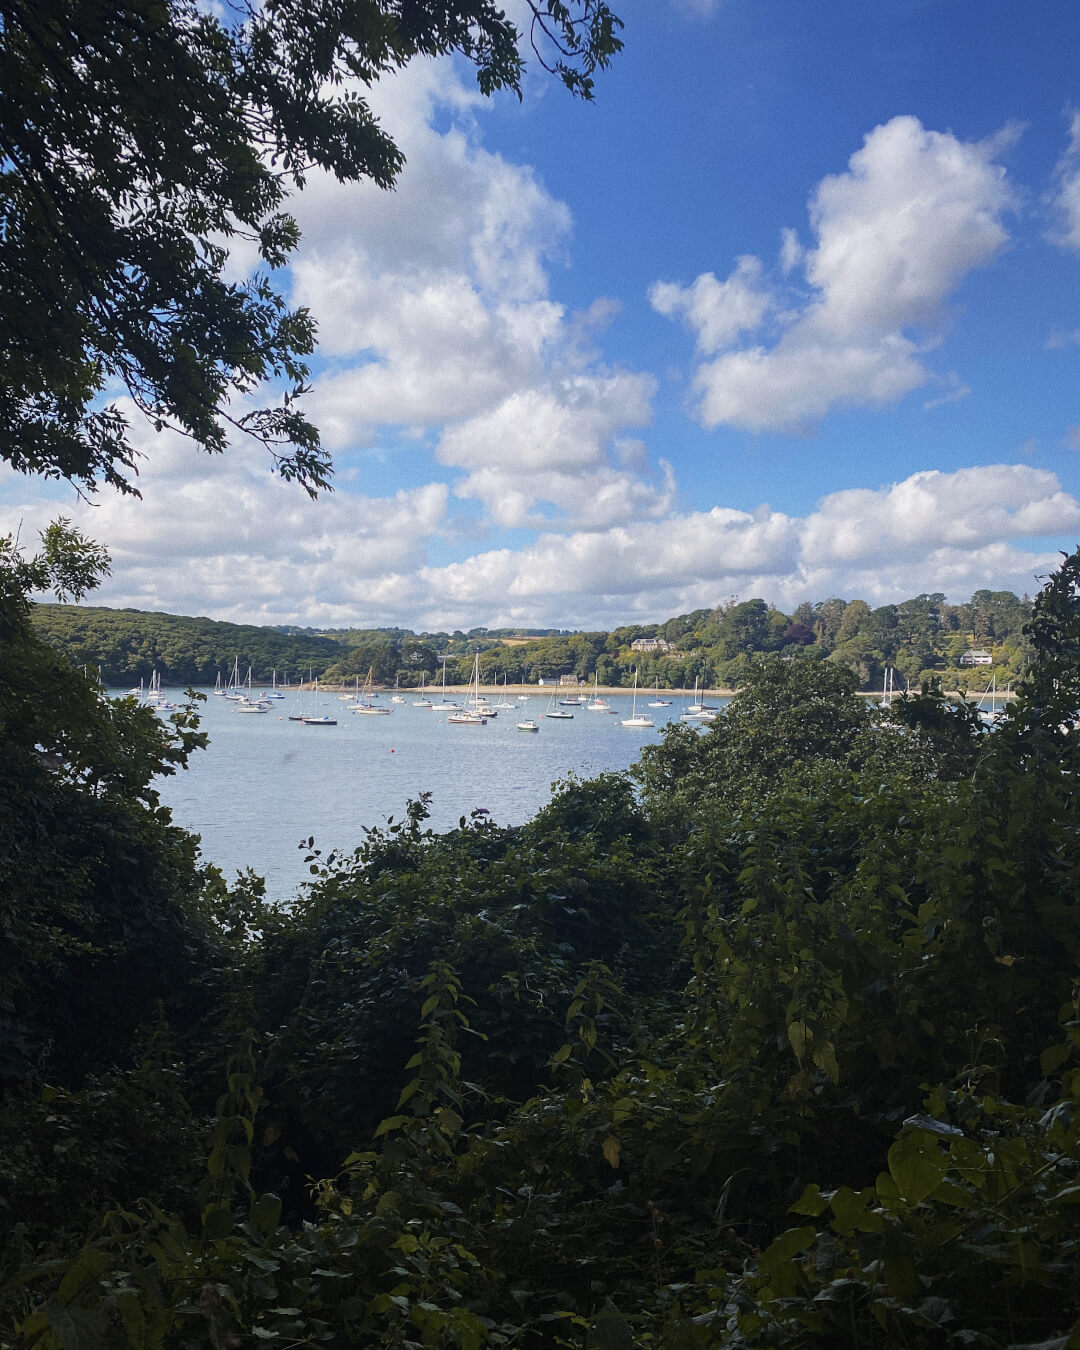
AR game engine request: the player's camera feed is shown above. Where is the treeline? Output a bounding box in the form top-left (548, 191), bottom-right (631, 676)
top-left (463, 588), bottom-right (1030, 692)
top-left (5, 533), bottom-right (1080, 1349)
top-left (30, 604), bottom-right (347, 687)
top-left (34, 587), bottom-right (1032, 692)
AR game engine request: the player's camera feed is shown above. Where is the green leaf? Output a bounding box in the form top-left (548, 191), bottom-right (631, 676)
top-left (888, 1129), bottom-right (946, 1207)
top-left (58, 1248), bottom-right (108, 1302)
top-left (1041, 1042), bottom-right (1073, 1075)
top-left (758, 1226), bottom-right (815, 1298)
top-left (115, 1291), bottom-right (147, 1350)
top-left (602, 1135), bottom-right (621, 1168)
top-left (396, 1079), bottom-right (421, 1109)
top-left (250, 1193), bottom-right (282, 1237)
top-left (812, 1040), bottom-right (840, 1083)
top-left (789, 1183), bottom-right (829, 1217)
top-left (829, 1186), bottom-right (884, 1235)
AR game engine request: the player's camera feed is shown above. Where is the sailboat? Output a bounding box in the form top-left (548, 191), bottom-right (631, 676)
top-left (492, 674), bottom-right (515, 711)
top-left (351, 666), bottom-right (392, 715)
top-left (447, 653), bottom-right (487, 724)
top-left (234, 691), bottom-right (272, 713)
top-left (288, 670), bottom-right (310, 720)
top-left (621, 670), bottom-right (654, 727)
top-left (543, 688), bottom-right (574, 719)
top-left (471, 667), bottom-right (498, 717)
top-left (224, 656), bottom-right (245, 701)
top-left (587, 672), bottom-right (612, 713)
top-left (976, 675), bottom-right (1007, 727)
top-left (432, 660), bottom-right (462, 713)
top-left (680, 676), bottom-right (717, 722)
top-left (265, 669), bottom-right (285, 699)
top-left (303, 677), bottom-right (337, 725)
top-left (879, 665), bottom-right (897, 709)
top-left (391, 674), bottom-right (406, 704)
top-left (145, 670), bottom-right (177, 712)
top-left (412, 672), bottom-right (434, 708)
top-left (234, 665), bottom-right (271, 712)
top-left (647, 679), bottom-right (672, 708)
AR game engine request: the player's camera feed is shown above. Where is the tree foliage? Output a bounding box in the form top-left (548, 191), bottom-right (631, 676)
top-left (6, 551), bottom-right (1080, 1348)
top-left (32, 578), bottom-right (1036, 693)
top-left (0, 525), bottom-right (224, 1090)
top-left (0, 0), bottom-right (622, 497)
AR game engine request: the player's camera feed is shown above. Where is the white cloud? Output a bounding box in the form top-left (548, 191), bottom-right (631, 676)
top-left (433, 371), bottom-right (662, 527)
top-left (693, 335), bottom-right (926, 433)
top-left (1048, 110), bottom-right (1080, 251)
top-left (6, 456), bottom-right (1074, 631)
top-left (267, 58), bottom-right (669, 538)
top-left (454, 459), bottom-right (676, 531)
top-left (407, 463), bottom-right (1074, 630)
top-left (649, 256), bottom-right (773, 354)
top-left (653, 116), bottom-right (1016, 432)
top-left (436, 375), bottom-right (651, 473)
top-left (798, 466), bottom-right (1080, 567)
top-left (1, 407), bottom-right (450, 627)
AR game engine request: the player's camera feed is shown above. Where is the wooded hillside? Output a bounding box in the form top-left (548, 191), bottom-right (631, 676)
top-left (32, 585), bottom-right (1032, 692)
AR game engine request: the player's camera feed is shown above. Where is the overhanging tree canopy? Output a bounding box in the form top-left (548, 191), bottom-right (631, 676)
top-left (0, 0), bottom-right (622, 498)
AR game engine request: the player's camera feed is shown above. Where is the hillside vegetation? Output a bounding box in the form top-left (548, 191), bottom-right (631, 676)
top-left (32, 586), bottom-right (1031, 693)
top-left (4, 528), bottom-right (1080, 1348)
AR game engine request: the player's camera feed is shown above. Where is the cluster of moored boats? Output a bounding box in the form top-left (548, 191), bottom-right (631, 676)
top-left (128, 658), bottom-right (725, 732)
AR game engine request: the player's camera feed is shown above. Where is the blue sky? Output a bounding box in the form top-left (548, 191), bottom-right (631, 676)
top-left (4, 0), bottom-right (1080, 629)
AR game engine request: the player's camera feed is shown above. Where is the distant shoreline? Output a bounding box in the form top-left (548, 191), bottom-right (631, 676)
top-left (119, 680), bottom-right (1016, 702)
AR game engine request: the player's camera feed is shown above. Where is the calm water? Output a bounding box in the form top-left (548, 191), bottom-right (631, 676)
top-left (150, 687), bottom-right (726, 900)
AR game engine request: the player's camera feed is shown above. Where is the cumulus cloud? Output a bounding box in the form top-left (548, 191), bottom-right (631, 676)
top-left (797, 466), bottom-right (1080, 566)
top-left (653, 116), bottom-right (1016, 432)
top-left (649, 257), bottom-right (773, 354)
top-left (268, 58), bottom-right (666, 539)
top-left (408, 464), bottom-right (1077, 630)
top-left (1, 407), bottom-right (450, 628)
top-left (7, 456), bottom-right (1074, 631)
top-left (430, 373), bottom-right (663, 526)
top-left (288, 63), bottom-right (576, 452)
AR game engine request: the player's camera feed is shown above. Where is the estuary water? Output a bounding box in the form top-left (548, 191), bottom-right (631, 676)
top-left (151, 687), bottom-right (726, 901)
